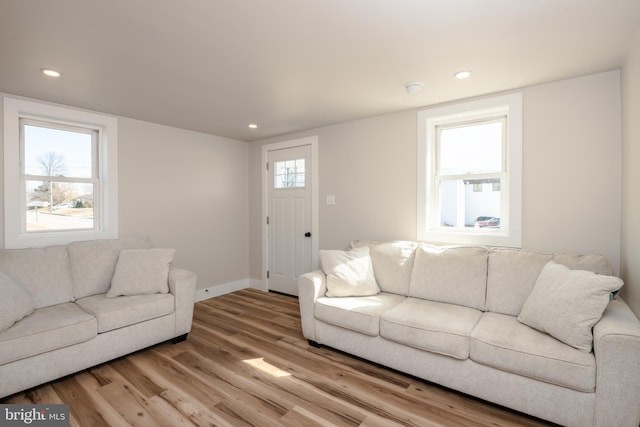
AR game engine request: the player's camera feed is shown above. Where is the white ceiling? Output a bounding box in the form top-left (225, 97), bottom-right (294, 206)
top-left (1, 1), bottom-right (640, 142)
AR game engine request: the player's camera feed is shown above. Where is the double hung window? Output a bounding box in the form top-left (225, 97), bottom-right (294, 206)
top-left (4, 97), bottom-right (118, 248)
top-left (21, 120), bottom-right (98, 231)
top-left (417, 93), bottom-right (522, 247)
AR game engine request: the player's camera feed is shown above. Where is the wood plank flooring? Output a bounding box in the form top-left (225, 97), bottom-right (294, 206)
top-left (1, 289), bottom-right (556, 426)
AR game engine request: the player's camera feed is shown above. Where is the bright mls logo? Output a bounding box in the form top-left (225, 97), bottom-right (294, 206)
top-left (1, 405), bottom-right (68, 426)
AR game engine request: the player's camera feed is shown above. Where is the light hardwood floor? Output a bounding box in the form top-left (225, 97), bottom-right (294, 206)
top-left (2, 289), bottom-right (556, 426)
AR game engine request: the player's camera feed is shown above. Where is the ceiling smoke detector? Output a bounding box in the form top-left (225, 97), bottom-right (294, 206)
top-left (405, 82), bottom-right (424, 94)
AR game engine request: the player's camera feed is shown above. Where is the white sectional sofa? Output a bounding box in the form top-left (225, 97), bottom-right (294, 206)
top-left (298, 241), bottom-right (640, 427)
top-left (0, 237), bottom-right (196, 399)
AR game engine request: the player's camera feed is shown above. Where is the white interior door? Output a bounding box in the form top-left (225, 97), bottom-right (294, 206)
top-left (267, 145), bottom-right (312, 295)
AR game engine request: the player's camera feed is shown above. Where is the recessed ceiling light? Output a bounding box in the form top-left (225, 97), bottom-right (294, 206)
top-left (248, 123), bottom-right (258, 129)
top-left (41, 68), bottom-right (61, 78)
top-left (405, 82), bottom-right (424, 94)
top-left (454, 70), bottom-right (472, 80)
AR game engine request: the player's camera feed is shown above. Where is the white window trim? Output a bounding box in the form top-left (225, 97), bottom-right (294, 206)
top-left (417, 93), bottom-right (522, 247)
top-left (4, 97), bottom-right (118, 248)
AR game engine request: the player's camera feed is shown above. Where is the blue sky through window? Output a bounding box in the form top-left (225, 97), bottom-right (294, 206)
top-left (23, 125), bottom-right (93, 178)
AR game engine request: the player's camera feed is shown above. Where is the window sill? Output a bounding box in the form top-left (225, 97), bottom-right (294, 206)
top-left (6, 229), bottom-right (119, 249)
top-left (418, 228), bottom-right (521, 248)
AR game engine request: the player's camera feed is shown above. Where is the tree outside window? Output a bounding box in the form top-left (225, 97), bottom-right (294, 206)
top-left (22, 121), bottom-right (96, 231)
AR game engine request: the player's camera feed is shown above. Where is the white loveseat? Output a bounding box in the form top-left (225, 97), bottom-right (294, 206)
top-left (0, 237), bottom-right (196, 399)
top-left (298, 241), bottom-right (640, 427)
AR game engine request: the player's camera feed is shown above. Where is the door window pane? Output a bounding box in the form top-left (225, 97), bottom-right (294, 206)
top-left (274, 158), bottom-right (305, 189)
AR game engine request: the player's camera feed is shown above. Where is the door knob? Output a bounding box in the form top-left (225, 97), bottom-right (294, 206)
top-left (304, 232), bottom-right (311, 237)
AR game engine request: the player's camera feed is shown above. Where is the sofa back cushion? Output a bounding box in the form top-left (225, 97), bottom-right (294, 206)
top-left (354, 241), bottom-right (418, 295)
top-left (409, 245), bottom-right (488, 311)
top-left (0, 272), bottom-right (35, 331)
top-left (486, 248), bottom-right (614, 316)
top-left (67, 237), bottom-right (153, 299)
top-left (0, 245), bottom-right (74, 309)
top-left (486, 248), bottom-right (553, 316)
top-left (552, 253), bottom-right (613, 275)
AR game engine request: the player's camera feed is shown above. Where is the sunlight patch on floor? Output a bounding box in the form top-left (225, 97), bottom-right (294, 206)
top-left (243, 358), bottom-right (291, 377)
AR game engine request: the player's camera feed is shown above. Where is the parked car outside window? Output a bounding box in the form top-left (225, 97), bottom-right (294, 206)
top-left (474, 217), bottom-right (500, 228)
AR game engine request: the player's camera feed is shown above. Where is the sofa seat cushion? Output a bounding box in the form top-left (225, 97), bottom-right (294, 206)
top-left (0, 303), bottom-right (97, 365)
top-left (470, 312), bottom-right (596, 392)
top-left (76, 293), bottom-right (175, 333)
top-left (315, 293), bottom-right (405, 336)
top-left (380, 298), bottom-right (482, 360)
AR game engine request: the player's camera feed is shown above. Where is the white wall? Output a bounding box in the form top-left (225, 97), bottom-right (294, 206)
top-left (117, 118), bottom-right (249, 290)
top-left (621, 30), bottom-right (640, 317)
top-left (249, 71), bottom-right (622, 280)
top-left (521, 71), bottom-right (621, 266)
top-left (0, 95), bottom-right (250, 291)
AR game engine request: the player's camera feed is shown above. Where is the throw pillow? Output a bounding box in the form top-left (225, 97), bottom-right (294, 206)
top-left (319, 246), bottom-right (380, 297)
top-left (107, 248), bottom-right (175, 297)
top-left (0, 271), bottom-right (35, 332)
top-left (518, 261), bottom-right (623, 352)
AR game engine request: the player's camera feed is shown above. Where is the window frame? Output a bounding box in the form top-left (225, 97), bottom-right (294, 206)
top-left (4, 97), bottom-right (118, 248)
top-left (417, 93), bottom-right (522, 247)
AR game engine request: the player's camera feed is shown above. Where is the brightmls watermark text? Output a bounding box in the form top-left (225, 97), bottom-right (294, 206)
top-left (1, 405), bottom-right (69, 426)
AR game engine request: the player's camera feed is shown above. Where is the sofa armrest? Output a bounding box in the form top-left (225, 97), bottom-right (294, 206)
top-left (298, 270), bottom-right (327, 342)
top-left (592, 298), bottom-right (640, 427)
top-left (168, 268), bottom-right (197, 336)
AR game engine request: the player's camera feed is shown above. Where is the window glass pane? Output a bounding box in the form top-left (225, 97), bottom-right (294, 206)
top-left (439, 180), bottom-right (459, 227)
top-left (439, 121), bottom-right (502, 175)
top-left (274, 158), bottom-right (305, 189)
top-left (439, 179), bottom-right (501, 229)
top-left (26, 181), bottom-right (94, 231)
top-left (23, 124), bottom-right (93, 178)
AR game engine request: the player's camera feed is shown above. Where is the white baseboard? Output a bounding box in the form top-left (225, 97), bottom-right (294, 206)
top-left (194, 278), bottom-right (268, 302)
top-left (249, 278), bottom-right (268, 292)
